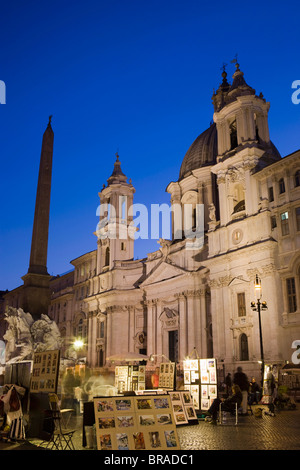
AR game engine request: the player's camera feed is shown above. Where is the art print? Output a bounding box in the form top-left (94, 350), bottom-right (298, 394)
top-left (116, 399), bottom-right (133, 411)
top-left (97, 400), bottom-right (114, 413)
top-left (98, 417), bottom-right (115, 429)
top-left (174, 412), bottom-right (187, 424)
top-left (133, 432), bottom-right (146, 450)
top-left (116, 416), bottom-right (134, 428)
top-left (185, 406), bottom-right (197, 419)
top-left (182, 392), bottom-right (192, 404)
top-left (154, 397), bottom-right (169, 409)
top-left (164, 430), bottom-right (178, 448)
top-left (139, 415), bottom-right (155, 426)
top-left (137, 398), bottom-right (152, 410)
top-left (149, 431), bottom-right (162, 448)
top-left (116, 433), bottom-right (129, 450)
top-left (157, 413), bottom-right (172, 425)
top-left (189, 360), bottom-right (198, 371)
top-left (99, 434), bottom-right (112, 450)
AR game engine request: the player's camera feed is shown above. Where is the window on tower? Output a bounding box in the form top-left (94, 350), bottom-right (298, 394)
top-left (286, 278), bottom-right (297, 313)
top-left (237, 293), bottom-right (246, 317)
top-left (280, 211), bottom-right (289, 236)
top-left (229, 120), bottom-right (238, 150)
top-left (279, 178), bottom-right (285, 194)
top-left (105, 247), bottom-right (110, 266)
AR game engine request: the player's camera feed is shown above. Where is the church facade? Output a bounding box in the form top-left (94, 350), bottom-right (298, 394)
top-left (4, 64), bottom-right (300, 379)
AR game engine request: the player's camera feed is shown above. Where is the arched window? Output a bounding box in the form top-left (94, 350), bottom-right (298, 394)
top-left (78, 318), bottom-right (83, 337)
top-left (99, 348), bottom-right (104, 367)
top-left (105, 247), bottom-right (110, 266)
top-left (233, 184), bottom-right (245, 213)
top-left (230, 120), bottom-right (238, 150)
top-left (240, 333), bottom-right (249, 361)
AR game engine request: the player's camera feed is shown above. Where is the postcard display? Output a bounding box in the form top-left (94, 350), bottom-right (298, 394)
top-left (115, 365), bottom-right (146, 393)
top-left (158, 362), bottom-right (176, 390)
top-left (183, 358), bottom-right (218, 411)
top-left (94, 395), bottom-right (181, 451)
top-left (168, 391), bottom-right (198, 426)
top-left (30, 349), bottom-right (60, 393)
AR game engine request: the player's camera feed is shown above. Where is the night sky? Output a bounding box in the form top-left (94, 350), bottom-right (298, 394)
top-left (0, 0), bottom-right (299, 291)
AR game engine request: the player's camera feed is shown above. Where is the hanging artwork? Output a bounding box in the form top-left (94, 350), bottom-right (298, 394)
top-left (183, 358), bottom-right (218, 410)
top-left (158, 362), bottom-right (176, 390)
top-left (30, 349), bottom-right (60, 393)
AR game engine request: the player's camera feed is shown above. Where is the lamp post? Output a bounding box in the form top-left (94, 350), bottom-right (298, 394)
top-left (251, 275), bottom-right (268, 386)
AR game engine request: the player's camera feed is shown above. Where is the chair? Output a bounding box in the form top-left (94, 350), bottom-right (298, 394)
top-left (218, 402), bottom-right (238, 425)
top-left (49, 393), bottom-right (75, 428)
top-left (42, 393), bottom-right (76, 450)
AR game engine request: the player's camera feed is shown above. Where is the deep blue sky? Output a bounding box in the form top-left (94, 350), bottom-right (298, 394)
top-left (0, 0), bottom-right (299, 291)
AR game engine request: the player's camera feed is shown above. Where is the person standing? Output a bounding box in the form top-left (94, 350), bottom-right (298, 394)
top-left (151, 367), bottom-right (160, 389)
top-left (233, 367), bottom-right (249, 415)
top-left (249, 377), bottom-right (261, 405)
top-left (225, 373), bottom-right (232, 396)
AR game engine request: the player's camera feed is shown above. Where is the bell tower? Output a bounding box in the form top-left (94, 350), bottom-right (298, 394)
top-left (211, 61), bottom-right (281, 227)
top-left (96, 153), bottom-right (135, 273)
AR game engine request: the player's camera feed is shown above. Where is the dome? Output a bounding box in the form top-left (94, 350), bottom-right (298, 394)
top-left (179, 123), bottom-right (218, 180)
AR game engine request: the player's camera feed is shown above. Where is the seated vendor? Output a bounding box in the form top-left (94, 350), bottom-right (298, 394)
top-left (206, 384), bottom-right (243, 424)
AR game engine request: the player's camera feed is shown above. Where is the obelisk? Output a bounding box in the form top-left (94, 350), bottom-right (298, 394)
top-left (27, 116), bottom-right (54, 274)
top-left (21, 116), bottom-right (54, 317)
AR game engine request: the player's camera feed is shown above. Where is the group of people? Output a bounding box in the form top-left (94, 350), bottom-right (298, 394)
top-left (206, 367), bottom-right (262, 425)
top-left (226, 367), bottom-right (262, 409)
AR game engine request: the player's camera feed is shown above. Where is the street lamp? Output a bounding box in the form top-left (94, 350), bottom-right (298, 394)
top-left (149, 354), bottom-right (171, 363)
top-left (251, 274), bottom-right (268, 386)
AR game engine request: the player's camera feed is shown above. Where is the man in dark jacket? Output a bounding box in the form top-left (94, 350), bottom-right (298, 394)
top-left (233, 367), bottom-right (249, 415)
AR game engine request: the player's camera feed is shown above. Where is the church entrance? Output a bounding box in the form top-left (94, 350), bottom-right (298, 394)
top-left (168, 330), bottom-right (178, 363)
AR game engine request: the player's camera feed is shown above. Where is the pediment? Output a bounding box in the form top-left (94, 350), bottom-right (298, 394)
top-left (140, 260), bottom-right (187, 287)
top-left (228, 276), bottom-right (249, 286)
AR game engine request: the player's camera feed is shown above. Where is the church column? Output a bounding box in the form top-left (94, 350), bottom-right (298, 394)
top-left (156, 300), bottom-right (163, 357)
top-left (146, 300), bottom-right (155, 356)
top-left (106, 308), bottom-right (112, 359)
top-left (186, 291), bottom-right (196, 354)
top-left (177, 293), bottom-right (187, 361)
top-left (128, 306), bottom-right (135, 352)
top-left (87, 312), bottom-right (93, 366)
top-left (88, 311), bottom-right (98, 367)
top-left (199, 289), bottom-right (208, 357)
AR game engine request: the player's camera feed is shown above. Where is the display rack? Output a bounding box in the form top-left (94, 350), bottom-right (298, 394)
top-left (183, 358), bottom-right (217, 411)
top-left (93, 394), bottom-right (180, 450)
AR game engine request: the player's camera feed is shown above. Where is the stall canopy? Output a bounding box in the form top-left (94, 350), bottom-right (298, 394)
top-left (107, 352), bottom-right (149, 362)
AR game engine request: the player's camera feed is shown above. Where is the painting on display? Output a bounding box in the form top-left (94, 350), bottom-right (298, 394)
top-left (168, 391), bottom-right (197, 425)
top-left (114, 365), bottom-right (145, 393)
top-left (94, 395), bottom-right (181, 451)
top-left (158, 362), bottom-right (176, 390)
top-left (30, 349), bottom-right (60, 393)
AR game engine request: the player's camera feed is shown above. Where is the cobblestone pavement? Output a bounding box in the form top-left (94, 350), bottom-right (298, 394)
top-left (2, 404), bottom-right (300, 451)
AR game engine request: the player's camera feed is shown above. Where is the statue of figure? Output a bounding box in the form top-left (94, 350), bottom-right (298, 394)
top-left (158, 238), bottom-right (172, 258)
top-left (31, 314), bottom-right (63, 352)
top-left (208, 203), bottom-right (216, 221)
top-left (4, 307), bottom-right (34, 363)
top-left (3, 307), bottom-right (62, 363)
